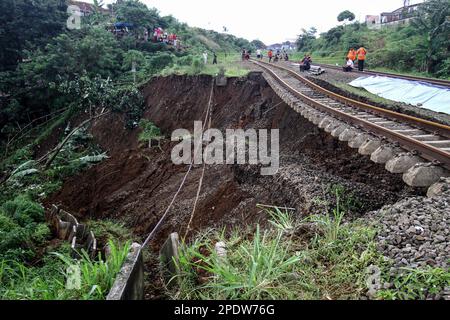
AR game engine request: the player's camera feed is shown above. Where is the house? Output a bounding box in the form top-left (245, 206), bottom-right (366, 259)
top-left (68, 1), bottom-right (110, 16)
top-left (380, 4), bottom-right (419, 24)
top-left (366, 3), bottom-right (420, 29)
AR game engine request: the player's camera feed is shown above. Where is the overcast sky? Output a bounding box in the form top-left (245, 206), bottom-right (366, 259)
top-left (96, 0), bottom-right (424, 44)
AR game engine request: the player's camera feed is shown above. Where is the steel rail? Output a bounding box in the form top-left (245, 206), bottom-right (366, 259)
top-left (314, 62), bottom-right (450, 88)
top-left (251, 60), bottom-right (450, 169)
top-left (252, 59), bottom-right (450, 138)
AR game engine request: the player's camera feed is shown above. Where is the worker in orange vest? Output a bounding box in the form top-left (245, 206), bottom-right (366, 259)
top-left (347, 48), bottom-right (356, 62)
top-left (268, 49), bottom-right (273, 63)
top-left (356, 46), bottom-right (367, 71)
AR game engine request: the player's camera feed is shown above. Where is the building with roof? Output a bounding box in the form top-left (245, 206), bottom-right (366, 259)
top-left (366, 3), bottom-right (421, 29)
top-left (68, 1), bottom-right (110, 16)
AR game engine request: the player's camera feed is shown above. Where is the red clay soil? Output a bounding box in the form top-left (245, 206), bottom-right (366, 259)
top-left (45, 73), bottom-right (419, 249)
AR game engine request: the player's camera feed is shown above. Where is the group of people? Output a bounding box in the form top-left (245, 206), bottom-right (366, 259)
top-left (343, 46), bottom-right (367, 72)
top-left (242, 49), bottom-right (251, 60)
top-left (203, 51), bottom-right (218, 65)
top-left (150, 27), bottom-right (178, 46)
top-left (299, 55), bottom-right (312, 72)
top-left (267, 49), bottom-right (289, 63)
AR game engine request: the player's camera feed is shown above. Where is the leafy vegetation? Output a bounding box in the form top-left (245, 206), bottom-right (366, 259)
top-left (0, 0), bottom-right (253, 300)
top-left (378, 267), bottom-right (450, 300)
top-left (138, 119), bottom-right (162, 143)
top-left (170, 186), bottom-right (383, 300)
top-left (295, 0), bottom-right (450, 78)
top-left (171, 206), bottom-right (387, 300)
top-left (0, 241), bottom-right (131, 300)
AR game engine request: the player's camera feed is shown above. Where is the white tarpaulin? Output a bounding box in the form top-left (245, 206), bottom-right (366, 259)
top-left (349, 76), bottom-right (450, 115)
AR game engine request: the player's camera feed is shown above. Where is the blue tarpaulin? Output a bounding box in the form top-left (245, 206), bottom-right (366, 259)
top-left (114, 22), bottom-right (134, 28)
top-left (349, 76), bottom-right (450, 115)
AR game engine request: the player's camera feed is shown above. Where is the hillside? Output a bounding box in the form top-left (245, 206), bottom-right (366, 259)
top-left (294, 0), bottom-right (450, 78)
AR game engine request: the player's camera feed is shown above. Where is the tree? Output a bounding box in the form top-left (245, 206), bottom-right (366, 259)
top-left (251, 40), bottom-right (267, 49)
top-left (323, 26), bottom-right (345, 46)
top-left (113, 0), bottom-right (161, 32)
top-left (296, 27), bottom-right (317, 52)
top-left (0, 0), bottom-right (67, 71)
top-left (337, 10), bottom-right (356, 23)
top-left (412, 0), bottom-right (450, 74)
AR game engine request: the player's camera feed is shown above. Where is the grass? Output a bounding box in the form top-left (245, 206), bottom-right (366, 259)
top-left (87, 219), bottom-right (134, 245)
top-left (167, 182), bottom-right (448, 300)
top-left (160, 53), bottom-right (249, 78)
top-left (0, 240), bottom-right (131, 300)
top-left (0, 112), bottom-right (133, 300)
top-left (290, 51), bottom-right (450, 80)
top-left (169, 198), bottom-right (388, 300)
top-left (377, 267), bottom-right (450, 300)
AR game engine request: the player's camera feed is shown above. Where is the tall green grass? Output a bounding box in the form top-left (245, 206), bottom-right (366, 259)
top-left (0, 241), bottom-right (130, 300)
top-left (160, 53), bottom-right (249, 78)
top-left (170, 201), bottom-right (386, 300)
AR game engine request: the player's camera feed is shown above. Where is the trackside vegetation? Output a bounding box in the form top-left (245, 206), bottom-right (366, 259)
top-left (294, 0), bottom-right (450, 79)
top-left (168, 188), bottom-right (449, 300)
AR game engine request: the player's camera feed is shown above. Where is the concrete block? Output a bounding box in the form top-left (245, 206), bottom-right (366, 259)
top-left (339, 128), bottom-right (357, 142)
top-left (403, 163), bottom-right (450, 187)
top-left (107, 243), bottom-right (144, 300)
top-left (427, 177), bottom-right (450, 198)
top-left (160, 232), bottom-right (181, 287)
top-left (325, 121), bottom-right (342, 133)
top-left (318, 117), bottom-right (332, 129)
top-left (385, 153), bottom-right (423, 174)
top-left (348, 133), bottom-right (370, 149)
top-left (370, 145), bottom-right (401, 164)
top-left (312, 113), bottom-right (324, 125)
top-left (307, 111), bottom-right (317, 122)
top-left (358, 139), bottom-right (382, 156)
top-left (332, 125), bottom-right (348, 138)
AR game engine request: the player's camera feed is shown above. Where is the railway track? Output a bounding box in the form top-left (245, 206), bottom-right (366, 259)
top-left (250, 59), bottom-right (450, 187)
top-left (315, 62), bottom-right (450, 88)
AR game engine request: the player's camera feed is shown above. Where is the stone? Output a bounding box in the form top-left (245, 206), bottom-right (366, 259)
top-left (385, 153), bottom-right (423, 174)
top-left (370, 145), bottom-right (401, 164)
top-left (359, 139), bottom-right (382, 156)
top-left (427, 177), bottom-right (450, 198)
top-left (339, 128), bottom-right (358, 142)
top-left (331, 125), bottom-right (348, 138)
top-left (348, 133), bottom-right (370, 149)
top-left (403, 163), bottom-right (450, 187)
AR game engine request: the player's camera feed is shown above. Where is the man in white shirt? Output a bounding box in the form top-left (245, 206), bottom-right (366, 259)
top-left (203, 52), bottom-right (208, 64)
top-left (343, 58), bottom-right (354, 72)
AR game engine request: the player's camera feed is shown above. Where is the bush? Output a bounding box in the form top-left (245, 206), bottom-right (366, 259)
top-left (0, 196), bottom-right (50, 261)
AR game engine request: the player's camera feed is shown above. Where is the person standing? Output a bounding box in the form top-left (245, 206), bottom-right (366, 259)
top-left (356, 46), bottom-right (367, 71)
top-left (268, 49), bottom-right (273, 63)
top-left (347, 48), bottom-right (356, 62)
top-left (203, 52), bottom-right (208, 64)
top-left (256, 49), bottom-right (262, 59)
top-left (213, 52), bottom-right (218, 64)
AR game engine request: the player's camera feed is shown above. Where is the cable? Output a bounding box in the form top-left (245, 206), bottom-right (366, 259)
top-left (141, 79), bottom-right (215, 249)
top-left (182, 82), bottom-right (214, 241)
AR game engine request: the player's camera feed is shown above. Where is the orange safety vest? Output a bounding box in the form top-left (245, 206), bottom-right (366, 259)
top-left (347, 49), bottom-right (356, 61)
top-left (268, 51), bottom-right (273, 57)
top-left (357, 47), bottom-right (367, 60)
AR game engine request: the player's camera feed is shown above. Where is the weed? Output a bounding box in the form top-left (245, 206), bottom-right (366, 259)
top-left (138, 119), bottom-right (162, 143)
top-left (377, 267), bottom-right (450, 300)
top-left (0, 240), bottom-right (131, 300)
